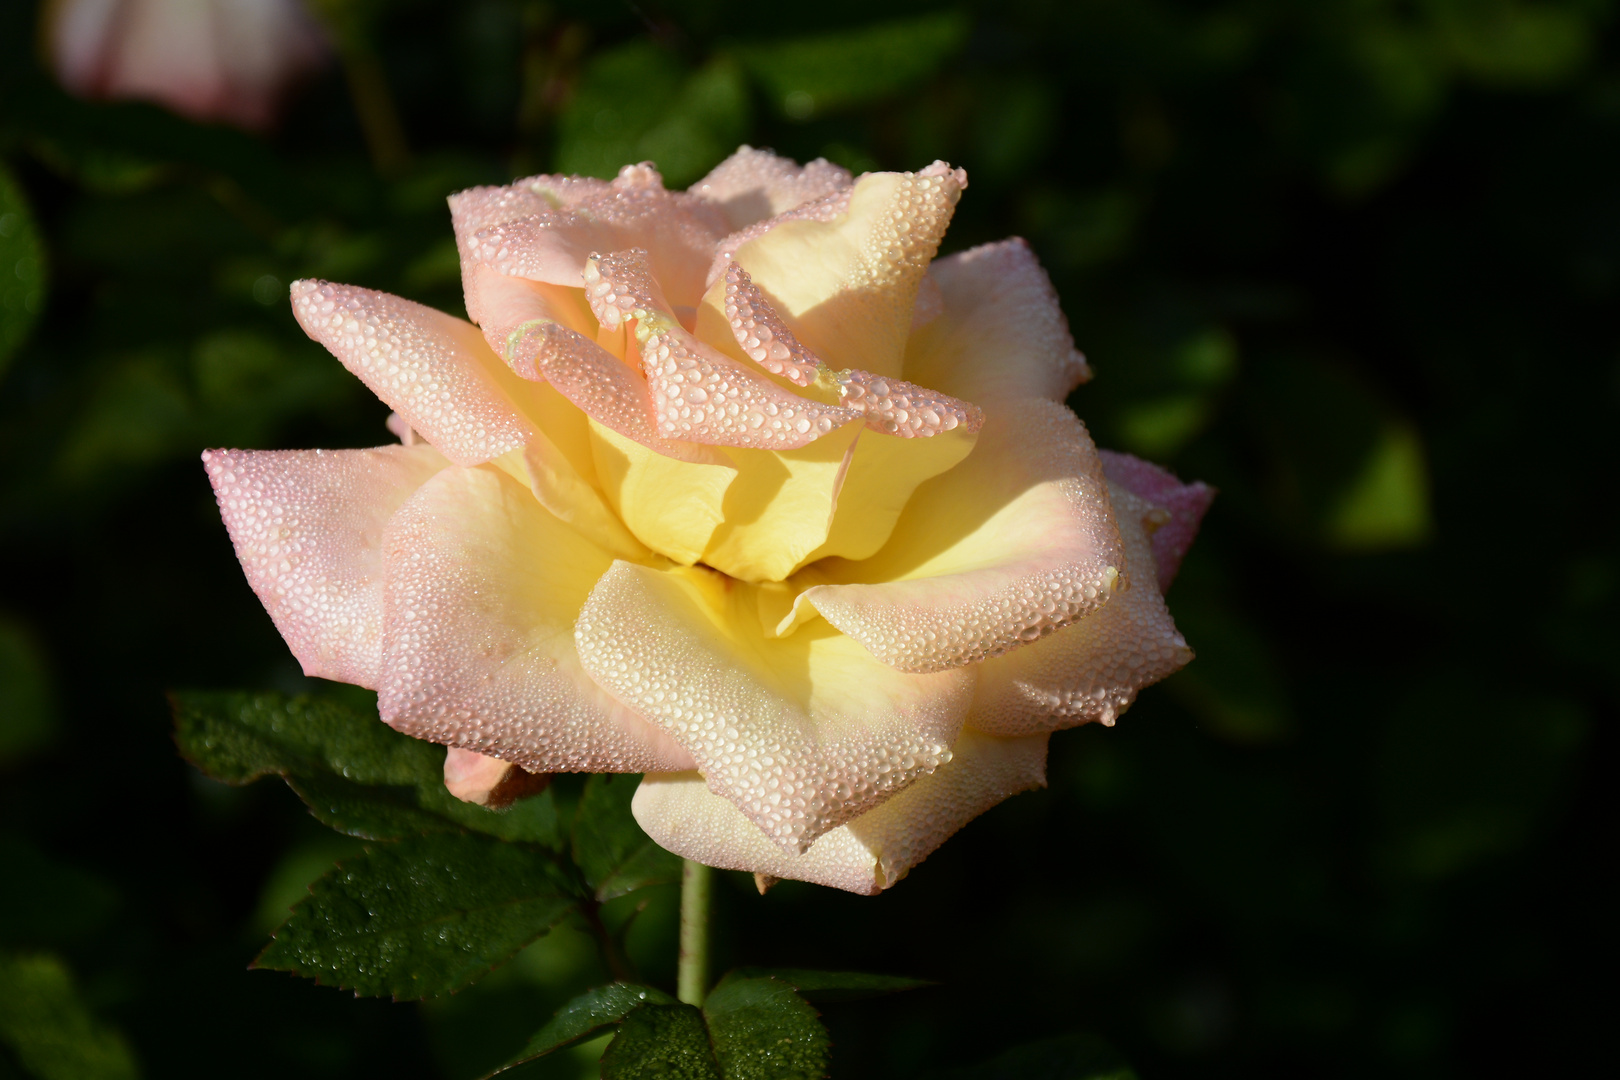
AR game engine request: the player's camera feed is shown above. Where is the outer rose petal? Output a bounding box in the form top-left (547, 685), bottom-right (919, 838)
top-left (902, 239), bottom-right (1091, 404)
top-left (971, 483), bottom-right (1194, 734)
top-left (785, 398), bottom-right (1125, 673)
top-left (715, 164), bottom-right (966, 379)
top-left (450, 163), bottom-right (727, 313)
top-left (443, 747), bottom-right (549, 809)
top-left (291, 280), bottom-right (546, 467)
top-left (1099, 450), bottom-right (1214, 591)
top-left (574, 561), bottom-right (975, 851)
top-left (632, 729), bottom-right (1048, 895)
top-left (378, 465), bottom-right (695, 774)
top-left (203, 443), bottom-right (447, 688)
top-left (688, 147), bottom-right (853, 230)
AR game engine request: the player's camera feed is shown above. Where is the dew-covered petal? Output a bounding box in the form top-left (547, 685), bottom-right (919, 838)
top-left (290, 280), bottom-right (547, 467)
top-left (786, 398), bottom-right (1125, 673)
top-left (450, 163), bottom-right (727, 313)
top-left (1098, 450), bottom-right (1214, 591)
top-left (464, 262), bottom-right (596, 350)
top-left (203, 443), bottom-right (448, 688)
top-left (378, 464), bottom-right (695, 774)
top-left (632, 729), bottom-right (1048, 894)
top-left (575, 561), bottom-right (975, 851)
top-left (443, 747), bottom-right (549, 809)
top-left (711, 164), bottom-right (967, 379)
top-left (903, 238), bottom-right (1091, 404)
top-left (971, 483), bottom-right (1194, 735)
top-left (688, 146), bottom-right (853, 230)
top-left (586, 249), bottom-right (862, 451)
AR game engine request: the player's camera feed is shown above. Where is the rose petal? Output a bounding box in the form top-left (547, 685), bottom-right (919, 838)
top-left (585, 249), bottom-right (861, 451)
top-left (443, 747), bottom-right (548, 809)
top-left (450, 163), bottom-right (727, 313)
top-left (378, 465), bottom-right (695, 774)
top-left (971, 482), bottom-right (1194, 734)
top-left (903, 238), bottom-right (1091, 404)
top-left (290, 280), bottom-right (545, 467)
top-left (575, 561), bottom-right (975, 851)
top-left (1098, 450), bottom-right (1214, 591)
top-left (785, 397), bottom-right (1125, 673)
top-left (712, 163), bottom-right (967, 379)
top-left (632, 728), bottom-right (1048, 894)
top-left (688, 146), bottom-right (853, 230)
top-left (202, 443), bottom-right (448, 688)
top-left (464, 262), bottom-right (596, 348)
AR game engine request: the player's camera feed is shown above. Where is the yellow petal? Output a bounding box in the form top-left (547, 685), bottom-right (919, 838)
top-left (378, 464), bottom-right (694, 773)
top-left (588, 418), bottom-right (739, 567)
top-left (574, 561), bottom-right (974, 851)
top-left (631, 728), bottom-right (1048, 895)
top-left (971, 483), bottom-right (1194, 734)
top-left (903, 238), bottom-right (1091, 404)
top-left (786, 397), bottom-right (1125, 672)
top-left (719, 164), bottom-right (966, 378)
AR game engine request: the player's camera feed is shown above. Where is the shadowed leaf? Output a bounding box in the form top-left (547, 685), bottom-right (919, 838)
top-left (487, 982), bottom-right (678, 1075)
top-left (703, 976), bottom-right (828, 1080)
top-left (572, 773), bottom-right (682, 901)
top-left (721, 966), bottom-right (932, 1003)
top-left (600, 1003), bottom-right (721, 1080)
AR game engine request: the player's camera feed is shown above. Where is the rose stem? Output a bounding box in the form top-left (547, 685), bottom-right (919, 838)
top-left (677, 858), bottom-right (712, 1005)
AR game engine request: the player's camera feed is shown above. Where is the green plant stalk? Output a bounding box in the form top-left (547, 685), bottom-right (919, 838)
top-left (677, 858), bottom-right (712, 1005)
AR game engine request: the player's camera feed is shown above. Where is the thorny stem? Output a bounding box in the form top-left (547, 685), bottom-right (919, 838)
top-left (677, 858), bottom-right (712, 1005)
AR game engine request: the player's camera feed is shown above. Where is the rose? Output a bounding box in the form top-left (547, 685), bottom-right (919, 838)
top-left (46, 0), bottom-right (326, 129)
top-left (204, 148), bottom-right (1210, 894)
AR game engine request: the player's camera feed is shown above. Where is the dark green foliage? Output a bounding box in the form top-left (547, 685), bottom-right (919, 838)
top-left (572, 773), bottom-right (683, 901)
top-left (491, 982), bottom-right (678, 1073)
top-left (600, 1005), bottom-right (722, 1080)
top-left (1, 0), bottom-right (1615, 1076)
top-left (721, 967), bottom-right (931, 1003)
top-left (703, 977), bottom-right (829, 1080)
top-left (0, 163), bottom-right (45, 379)
top-left (0, 953), bottom-right (139, 1080)
top-left (944, 1034), bottom-right (1137, 1080)
top-left (173, 690), bottom-right (563, 846)
top-left (255, 832), bottom-right (581, 1000)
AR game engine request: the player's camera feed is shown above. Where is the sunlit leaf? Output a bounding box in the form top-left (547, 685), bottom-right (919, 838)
top-left (600, 1003), bottom-right (721, 1080)
top-left (703, 976), bottom-right (828, 1080)
top-left (255, 832), bottom-right (582, 999)
top-left (488, 982), bottom-right (677, 1075)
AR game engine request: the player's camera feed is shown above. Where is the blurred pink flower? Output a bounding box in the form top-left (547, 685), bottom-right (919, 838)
top-left (46, 0), bottom-right (327, 129)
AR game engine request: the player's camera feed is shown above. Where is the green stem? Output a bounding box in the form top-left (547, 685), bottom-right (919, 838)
top-left (677, 858), bottom-right (712, 1005)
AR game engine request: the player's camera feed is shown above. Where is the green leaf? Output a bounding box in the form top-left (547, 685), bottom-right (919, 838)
top-left (736, 12), bottom-right (968, 120)
top-left (572, 773), bottom-right (681, 901)
top-left (721, 967), bottom-right (932, 1003)
top-left (600, 1004), bottom-right (721, 1080)
top-left (703, 977), bottom-right (828, 1080)
top-left (488, 982), bottom-right (678, 1075)
top-left (0, 162), bottom-right (48, 378)
top-left (255, 832), bottom-right (581, 999)
top-left (0, 952), bottom-right (139, 1080)
top-left (556, 44), bottom-right (749, 187)
top-left (0, 613), bottom-right (55, 767)
top-left (944, 1033), bottom-right (1137, 1080)
top-left (172, 691), bottom-right (562, 846)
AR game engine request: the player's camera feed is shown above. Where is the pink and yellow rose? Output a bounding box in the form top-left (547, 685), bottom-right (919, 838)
top-left (204, 148), bottom-right (1210, 894)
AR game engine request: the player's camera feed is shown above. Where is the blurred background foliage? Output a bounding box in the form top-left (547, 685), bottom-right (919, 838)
top-left (0, 0), bottom-right (1615, 1076)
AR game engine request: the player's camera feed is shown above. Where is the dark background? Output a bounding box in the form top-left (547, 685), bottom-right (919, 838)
top-left (1, 1), bottom-right (1615, 1077)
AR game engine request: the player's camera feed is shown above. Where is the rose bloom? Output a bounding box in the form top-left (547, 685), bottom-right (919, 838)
top-left (204, 148), bottom-right (1211, 894)
top-left (46, 0), bottom-right (326, 129)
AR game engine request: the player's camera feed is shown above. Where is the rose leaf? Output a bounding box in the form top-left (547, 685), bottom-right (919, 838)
top-left (254, 832), bottom-right (581, 999)
top-left (571, 773), bottom-right (682, 901)
top-left (600, 1003), bottom-right (722, 1080)
top-left (702, 976), bottom-right (829, 1080)
top-left (171, 690), bottom-right (563, 847)
top-left (484, 981), bottom-right (678, 1076)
